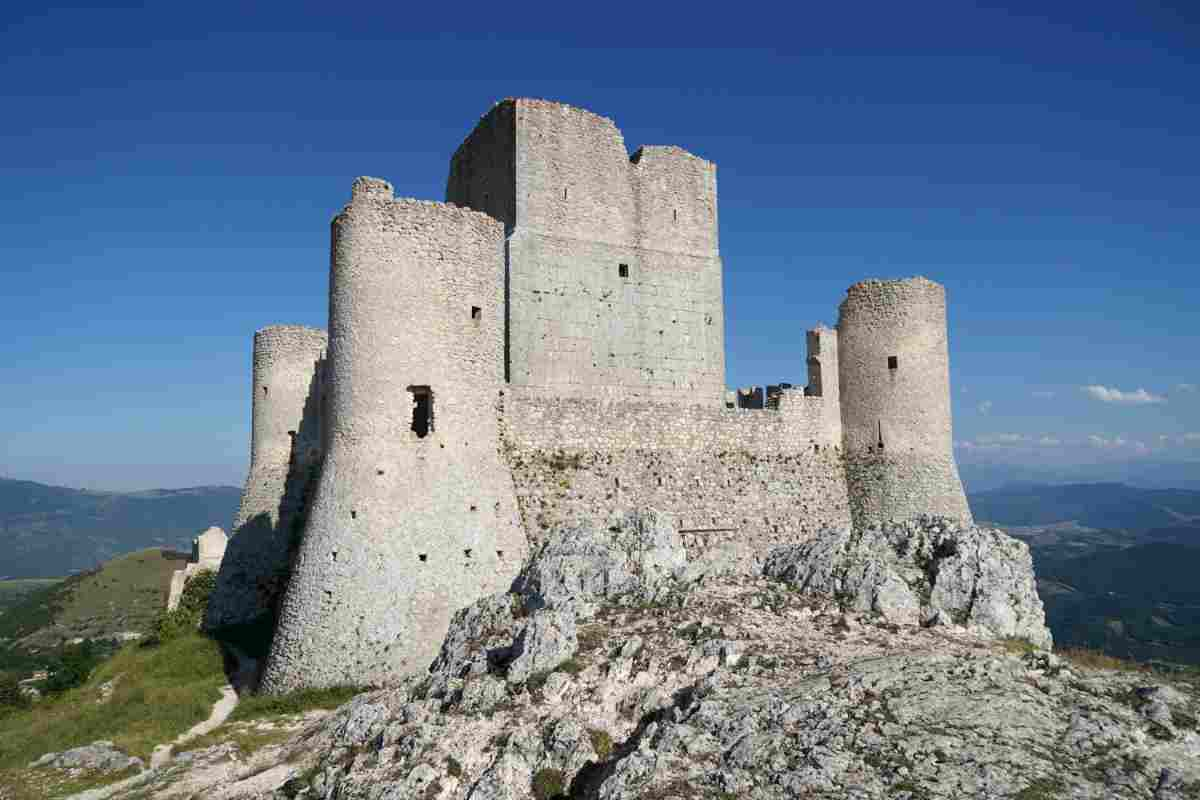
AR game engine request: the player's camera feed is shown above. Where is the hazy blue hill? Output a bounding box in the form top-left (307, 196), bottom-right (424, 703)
top-left (969, 482), bottom-right (1200, 530)
top-left (1039, 542), bottom-right (1200, 665)
top-left (0, 478), bottom-right (240, 579)
top-left (1041, 542), bottom-right (1200, 605)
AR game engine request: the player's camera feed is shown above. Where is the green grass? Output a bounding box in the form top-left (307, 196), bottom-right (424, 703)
top-left (0, 632), bottom-right (226, 798)
top-left (0, 548), bottom-right (185, 650)
top-left (228, 685), bottom-right (364, 723)
top-left (183, 723), bottom-right (294, 756)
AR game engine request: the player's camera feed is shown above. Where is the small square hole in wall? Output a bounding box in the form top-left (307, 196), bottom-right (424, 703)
top-left (888, 356), bottom-right (899, 370)
top-left (618, 263), bottom-right (629, 279)
top-left (471, 306), bottom-right (481, 322)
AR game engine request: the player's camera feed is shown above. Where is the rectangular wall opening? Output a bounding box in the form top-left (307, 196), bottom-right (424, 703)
top-left (407, 385), bottom-right (433, 438)
top-left (618, 263), bottom-right (629, 278)
top-left (471, 306), bottom-right (481, 322)
top-left (888, 355), bottom-right (899, 370)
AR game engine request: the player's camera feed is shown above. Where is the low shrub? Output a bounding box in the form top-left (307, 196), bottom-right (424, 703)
top-left (149, 569), bottom-right (217, 644)
top-left (531, 767), bottom-right (565, 800)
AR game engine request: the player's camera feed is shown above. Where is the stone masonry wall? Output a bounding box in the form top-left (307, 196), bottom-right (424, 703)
top-left (836, 277), bottom-right (972, 527)
top-left (448, 99), bottom-right (725, 404)
top-left (500, 387), bottom-right (851, 572)
top-left (207, 325), bottom-right (326, 631)
top-left (261, 179), bottom-right (527, 692)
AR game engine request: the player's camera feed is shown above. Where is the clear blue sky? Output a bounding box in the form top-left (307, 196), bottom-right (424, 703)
top-left (2, 2), bottom-right (1197, 490)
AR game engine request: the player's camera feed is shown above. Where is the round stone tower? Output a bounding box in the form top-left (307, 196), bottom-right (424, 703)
top-left (837, 277), bottom-right (972, 529)
top-left (259, 177), bottom-right (527, 692)
top-left (207, 325), bottom-right (326, 630)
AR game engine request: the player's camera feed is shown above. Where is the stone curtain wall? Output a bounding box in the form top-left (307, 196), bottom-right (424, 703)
top-left (207, 325), bottom-right (326, 630)
top-left (500, 387), bottom-right (851, 571)
top-left (261, 179), bottom-right (527, 692)
top-left (836, 277), bottom-right (972, 527)
top-left (448, 99), bottom-right (725, 404)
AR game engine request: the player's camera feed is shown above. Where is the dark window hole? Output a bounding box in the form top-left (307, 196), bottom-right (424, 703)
top-left (408, 385), bottom-right (433, 438)
top-left (350, 510), bottom-right (357, 520)
top-left (471, 306), bottom-right (481, 321)
top-left (464, 548), bottom-right (472, 558)
top-left (469, 505), bottom-right (477, 512)
top-left (618, 263), bottom-right (629, 278)
top-left (496, 550), bottom-right (504, 558)
top-left (418, 553), bottom-right (427, 563)
top-left (377, 469), bottom-right (385, 476)
top-left (888, 355), bottom-right (899, 370)
top-left (262, 386), bottom-right (269, 396)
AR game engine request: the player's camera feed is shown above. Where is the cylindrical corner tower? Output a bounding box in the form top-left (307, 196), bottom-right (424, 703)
top-left (837, 277), bottom-right (972, 528)
top-left (260, 177), bottom-right (527, 692)
top-left (207, 325), bottom-right (326, 630)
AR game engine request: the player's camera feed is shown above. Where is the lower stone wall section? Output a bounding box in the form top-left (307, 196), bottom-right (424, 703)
top-left (500, 390), bottom-right (851, 570)
top-left (844, 451), bottom-right (973, 529)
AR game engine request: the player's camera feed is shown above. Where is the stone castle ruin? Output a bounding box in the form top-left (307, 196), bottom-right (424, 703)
top-left (207, 98), bottom-right (972, 692)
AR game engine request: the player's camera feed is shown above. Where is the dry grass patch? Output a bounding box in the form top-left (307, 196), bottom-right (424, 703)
top-left (1059, 647), bottom-right (1149, 673)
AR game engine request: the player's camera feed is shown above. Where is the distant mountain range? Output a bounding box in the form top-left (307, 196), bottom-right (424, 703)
top-left (959, 459), bottom-right (1200, 493)
top-left (0, 478), bottom-right (240, 579)
top-left (968, 481), bottom-right (1200, 530)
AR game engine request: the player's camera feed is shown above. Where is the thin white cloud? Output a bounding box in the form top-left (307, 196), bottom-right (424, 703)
top-left (1177, 383), bottom-right (1197, 394)
top-left (977, 400), bottom-right (993, 415)
top-left (1184, 432), bottom-right (1200, 445)
top-left (1037, 436), bottom-right (1061, 447)
top-left (1082, 385), bottom-right (1166, 405)
top-left (1088, 434), bottom-right (1121, 449)
top-left (976, 433), bottom-right (1027, 445)
top-left (1031, 390), bottom-right (1056, 399)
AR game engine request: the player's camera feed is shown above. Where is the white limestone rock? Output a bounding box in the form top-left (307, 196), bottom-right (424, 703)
top-left (513, 508), bottom-right (686, 618)
top-left (29, 740), bottom-right (143, 775)
top-left (505, 606), bottom-right (578, 685)
top-left (763, 515), bottom-right (1052, 648)
top-left (91, 573), bottom-right (1200, 800)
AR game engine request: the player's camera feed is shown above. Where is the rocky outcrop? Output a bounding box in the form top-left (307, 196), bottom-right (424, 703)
top-left (763, 516), bottom-right (1052, 648)
top-left (427, 509), bottom-right (683, 698)
top-left (68, 512), bottom-right (1200, 799)
top-left (29, 741), bottom-right (143, 775)
top-left (512, 508), bottom-right (687, 618)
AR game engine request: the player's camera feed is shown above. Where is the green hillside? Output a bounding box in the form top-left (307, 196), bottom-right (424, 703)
top-left (0, 548), bottom-right (188, 655)
top-left (0, 580), bottom-right (61, 617)
top-left (0, 478), bottom-right (239, 579)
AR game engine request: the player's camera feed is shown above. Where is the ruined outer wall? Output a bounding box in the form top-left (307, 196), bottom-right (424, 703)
top-left (207, 325), bottom-right (326, 630)
top-left (261, 179), bottom-right (527, 692)
top-left (500, 387), bottom-right (850, 571)
top-left (447, 99), bottom-right (725, 403)
top-left (836, 277), bottom-right (972, 527)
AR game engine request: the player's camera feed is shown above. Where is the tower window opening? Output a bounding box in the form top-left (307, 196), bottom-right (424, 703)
top-left (408, 385), bottom-right (433, 438)
top-left (563, 187), bottom-right (568, 200)
top-left (618, 263), bottom-right (629, 279)
top-left (262, 386), bottom-right (268, 396)
top-left (888, 355), bottom-right (899, 370)
top-left (418, 553), bottom-right (427, 563)
top-left (471, 306), bottom-right (481, 321)
top-left (673, 209), bottom-right (678, 222)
